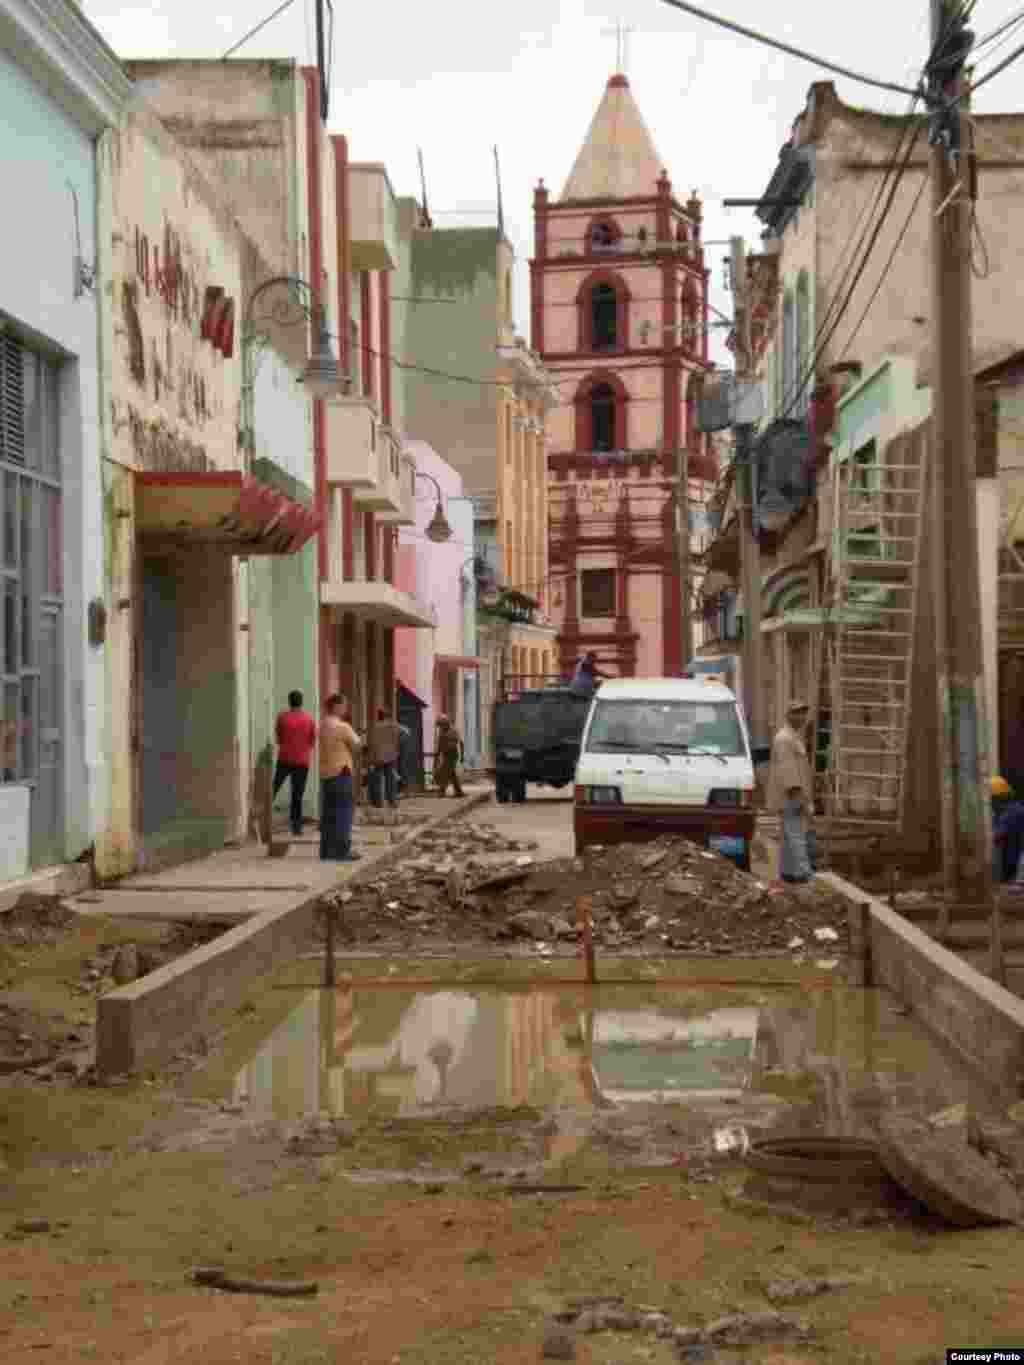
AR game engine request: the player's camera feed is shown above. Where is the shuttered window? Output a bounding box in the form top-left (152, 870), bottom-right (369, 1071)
top-left (0, 334), bottom-right (25, 464)
top-left (0, 333), bottom-right (62, 788)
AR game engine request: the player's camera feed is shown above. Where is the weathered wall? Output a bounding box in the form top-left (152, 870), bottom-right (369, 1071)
top-left (800, 84), bottom-right (1024, 383)
top-left (0, 44), bottom-right (108, 872)
top-left (124, 59), bottom-right (303, 277)
top-left (403, 228), bottom-right (501, 495)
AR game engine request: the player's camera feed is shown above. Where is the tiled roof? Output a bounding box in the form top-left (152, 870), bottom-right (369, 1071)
top-left (560, 74), bottom-right (666, 202)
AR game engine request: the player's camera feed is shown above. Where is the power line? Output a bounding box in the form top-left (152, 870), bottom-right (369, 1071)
top-left (654, 0), bottom-right (921, 98)
top-left (967, 35), bottom-right (1024, 92)
top-left (221, 0), bottom-right (297, 59)
top-left (837, 169), bottom-right (931, 361)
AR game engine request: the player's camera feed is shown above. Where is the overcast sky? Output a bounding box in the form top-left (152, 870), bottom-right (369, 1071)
top-left (86, 0), bottom-right (1024, 369)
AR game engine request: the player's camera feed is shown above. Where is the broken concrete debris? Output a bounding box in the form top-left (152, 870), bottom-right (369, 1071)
top-left (315, 826), bottom-right (852, 955)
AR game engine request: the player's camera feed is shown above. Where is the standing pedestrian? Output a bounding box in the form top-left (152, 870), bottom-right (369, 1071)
top-left (767, 699), bottom-right (814, 884)
top-left (434, 714), bottom-right (465, 797)
top-left (991, 775), bottom-right (1024, 883)
top-left (319, 692), bottom-right (361, 862)
top-left (569, 652), bottom-right (607, 698)
top-left (367, 705), bottom-right (407, 808)
top-left (273, 690), bottom-right (316, 837)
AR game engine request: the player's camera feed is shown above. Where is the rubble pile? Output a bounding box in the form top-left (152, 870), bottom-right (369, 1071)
top-left (321, 827), bottom-right (852, 958)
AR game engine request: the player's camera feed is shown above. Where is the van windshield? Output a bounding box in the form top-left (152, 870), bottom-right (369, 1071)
top-left (584, 699), bottom-right (746, 758)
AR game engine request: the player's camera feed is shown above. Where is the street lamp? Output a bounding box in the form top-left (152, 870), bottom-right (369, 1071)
top-left (245, 274), bottom-right (346, 401)
top-left (415, 471), bottom-right (453, 544)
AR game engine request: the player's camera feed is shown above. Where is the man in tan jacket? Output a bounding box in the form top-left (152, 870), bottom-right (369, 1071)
top-left (767, 699), bottom-right (813, 883)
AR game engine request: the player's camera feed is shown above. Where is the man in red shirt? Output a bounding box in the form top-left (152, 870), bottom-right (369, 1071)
top-left (274, 690), bottom-right (317, 836)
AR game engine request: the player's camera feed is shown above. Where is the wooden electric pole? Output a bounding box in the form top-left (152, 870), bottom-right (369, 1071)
top-left (928, 0), bottom-right (993, 903)
top-left (730, 235), bottom-right (765, 747)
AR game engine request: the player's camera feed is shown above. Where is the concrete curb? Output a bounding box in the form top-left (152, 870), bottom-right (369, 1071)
top-left (820, 869), bottom-right (1024, 1095)
top-left (95, 789), bottom-right (492, 1077)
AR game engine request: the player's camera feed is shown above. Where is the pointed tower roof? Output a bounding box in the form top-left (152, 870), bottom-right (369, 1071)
top-left (560, 74), bottom-right (666, 202)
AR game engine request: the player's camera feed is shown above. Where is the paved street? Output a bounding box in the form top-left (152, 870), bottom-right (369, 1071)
top-left (465, 786), bottom-right (575, 862)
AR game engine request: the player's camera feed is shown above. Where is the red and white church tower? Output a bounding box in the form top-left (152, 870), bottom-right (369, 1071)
top-left (531, 71), bottom-right (717, 679)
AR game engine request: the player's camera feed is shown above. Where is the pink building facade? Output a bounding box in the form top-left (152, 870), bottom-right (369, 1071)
top-left (394, 441), bottom-right (477, 768)
top-left (532, 73), bottom-right (716, 679)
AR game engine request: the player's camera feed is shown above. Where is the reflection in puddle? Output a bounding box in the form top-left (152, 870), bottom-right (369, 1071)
top-left (222, 982), bottom-right (1008, 1143)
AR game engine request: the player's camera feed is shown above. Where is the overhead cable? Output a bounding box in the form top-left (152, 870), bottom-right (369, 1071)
top-left (221, 0), bottom-right (297, 59)
top-left (654, 0), bottom-right (921, 97)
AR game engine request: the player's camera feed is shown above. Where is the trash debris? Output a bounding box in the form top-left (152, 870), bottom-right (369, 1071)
top-left (813, 926), bottom-right (839, 943)
top-left (191, 1268), bottom-right (318, 1297)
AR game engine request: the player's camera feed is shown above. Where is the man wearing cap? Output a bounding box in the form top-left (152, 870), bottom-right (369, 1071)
top-left (991, 775), bottom-right (1024, 883)
top-left (767, 700), bottom-right (814, 884)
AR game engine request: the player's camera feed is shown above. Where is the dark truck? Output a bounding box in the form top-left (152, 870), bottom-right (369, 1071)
top-left (493, 686), bottom-right (592, 803)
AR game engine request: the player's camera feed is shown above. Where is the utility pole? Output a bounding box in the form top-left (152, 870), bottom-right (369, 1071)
top-left (927, 0), bottom-right (993, 905)
top-left (730, 235), bottom-right (765, 748)
top-left (678, 440), bottom-right (694, 668)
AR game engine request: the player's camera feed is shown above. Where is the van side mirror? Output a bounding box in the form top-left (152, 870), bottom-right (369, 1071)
top-left (751, 744), bottom-right (771, 766)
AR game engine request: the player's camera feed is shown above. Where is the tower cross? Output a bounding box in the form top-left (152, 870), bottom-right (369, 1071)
top-left (601, 18), bottom-right (635, 75)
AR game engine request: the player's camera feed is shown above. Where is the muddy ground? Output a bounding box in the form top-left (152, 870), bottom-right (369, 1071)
top-left (2, 822), bottom-right (1024, 1362)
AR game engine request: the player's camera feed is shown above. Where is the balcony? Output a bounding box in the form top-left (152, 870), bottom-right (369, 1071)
top-left (349, 163), bottom-right (398, 271)
top-left (353, 424), bottom-right (403, 517)
top-left (378, 448), bottom-right (416, 527)
top-left (321, 578), bottom-right (434, 628)
top-left (324, 395), bottom-right (380, 488)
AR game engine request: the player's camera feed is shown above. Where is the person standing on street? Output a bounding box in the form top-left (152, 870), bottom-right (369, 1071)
top-left (434, 714), bottom-right (465, 798)
top-left (319, 692), bottom-right (361, 862)
top-left (273, 690), bottom-right (316, 837)
top-left (991, 775), bottom-right (1024, 883)
top-left (767, 699), bottom-right (814, 884)
top-left (367, 705), bottom-right (407, 808)
top-left (569, 652), bottom-right (607, 698)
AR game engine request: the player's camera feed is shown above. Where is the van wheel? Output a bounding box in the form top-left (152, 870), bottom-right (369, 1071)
top-left (495, 781), bottom-right (509, 804)
top-left (516, 782), bottom-right (528, 803)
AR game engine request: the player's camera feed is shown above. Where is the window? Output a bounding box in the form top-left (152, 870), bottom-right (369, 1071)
top-left (796, 272), bottom-right (811, 416)
top-left (781, 290), bottom-right (796, 411)
top-left (590, 283), bottom-right (618, 351)
top-left (589, 221), bottom-right (616, 252)
top-left (0, 335), bottom-right (62, 788)
top-left (585, 699), bottom-right (746, 757)
top-left (847, 440), bottom-right (881, 562)
top-left (590, 383), bottom-right (615, 452)
top-left (581, 567), bottom-right (616, 617)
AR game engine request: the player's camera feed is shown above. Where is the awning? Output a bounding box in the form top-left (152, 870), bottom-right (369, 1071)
top-left (135, 471), bottom-right (319, 555)
top-left (435, 654), bottom-right (482, 671)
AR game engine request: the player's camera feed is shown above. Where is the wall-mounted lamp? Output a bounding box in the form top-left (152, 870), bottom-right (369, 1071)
top-left (245, 275), bottom-right (347, 401)
top-left (415, 471), bottom-right (453, 543)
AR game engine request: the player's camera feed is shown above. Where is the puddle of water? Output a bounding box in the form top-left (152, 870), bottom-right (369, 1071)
top-left (205, 979), bottom-right (1011, 1149)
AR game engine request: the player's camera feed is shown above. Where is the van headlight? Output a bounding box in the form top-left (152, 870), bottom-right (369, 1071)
top-left (499, 748), bottom-right (524, 759)
top-left (708, 788), bottom-right (753, 807)
top-left (574, 785), bottom-right (622, 804)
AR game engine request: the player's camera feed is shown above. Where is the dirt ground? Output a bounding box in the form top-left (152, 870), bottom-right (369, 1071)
top-left (3, 823), bottom-right (1024, 1362)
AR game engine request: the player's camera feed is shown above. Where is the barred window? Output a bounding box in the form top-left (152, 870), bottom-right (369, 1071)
top-left (0, 333), bottom-right (62, 786)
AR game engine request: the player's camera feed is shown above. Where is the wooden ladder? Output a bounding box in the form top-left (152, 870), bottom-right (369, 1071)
top-left (825, 427), bottom-right (926, 831)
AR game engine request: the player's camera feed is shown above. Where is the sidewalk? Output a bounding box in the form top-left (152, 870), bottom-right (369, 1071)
top-left (76, 786), bottom-right (492, 926)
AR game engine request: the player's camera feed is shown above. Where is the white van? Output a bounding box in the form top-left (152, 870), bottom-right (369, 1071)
top-left (573, 676), bottom-right (757, 868)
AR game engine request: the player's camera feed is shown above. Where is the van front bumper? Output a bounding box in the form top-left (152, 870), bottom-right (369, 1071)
top-left (574, 802), bottom-right (756, 850)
